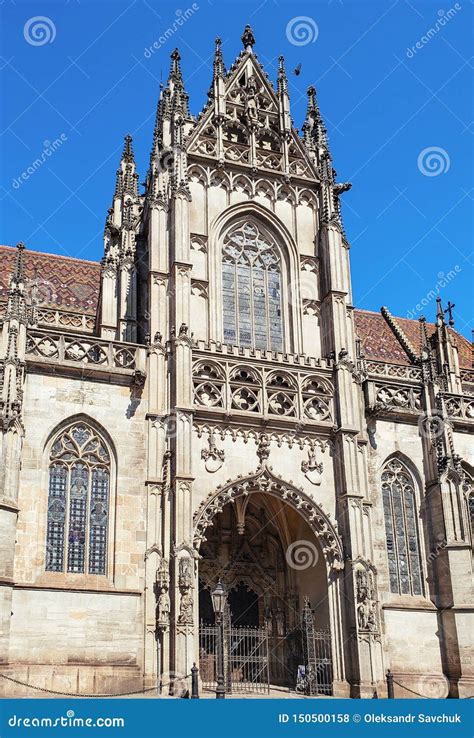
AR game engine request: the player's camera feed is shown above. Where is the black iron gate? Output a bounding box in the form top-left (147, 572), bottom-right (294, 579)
top-left (199, 623), bottom-right (270, 694)
top-left (199, 600), bottom-right (332, 695)
top-left (294, 599), bottom-right (333, 696)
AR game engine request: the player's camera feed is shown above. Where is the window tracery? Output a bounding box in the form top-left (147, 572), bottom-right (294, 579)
top-left (266, 372), bottom-right (297, 417)
top-left (193, 362), bottom-right (225, 409)
top-left (302, 378), bottom-right (332, 421)
top-left (230, 366), bottom-right (262, 413)
top-left (222, 221), bottom-right (283, 352)
top-left (381, 458), bottom-right (423, 596)
top-left (46, 423), bottom-right (111, 575)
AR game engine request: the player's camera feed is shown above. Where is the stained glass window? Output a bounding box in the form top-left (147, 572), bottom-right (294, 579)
top-left (46, 423), bottom-right (110, 575)
top-left (222, 221), bottom-right (283, 351)
top-left (381, 458), bottom-right (423, 596)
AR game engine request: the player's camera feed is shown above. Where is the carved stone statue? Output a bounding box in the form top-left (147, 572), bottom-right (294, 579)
top-left (355, 565), bottom-right (377, 632)
top-left (178, 590), bottom-right (194, 625)
top-left (244, 76), bottom-right (260, 126)
top-left (256, 433), bottom-right (270, 463)
top-left (156, 557), bottom-right (170, 630)
top-left (178, 556), bottom-right (193, 589)
top-left (157, 584), bottom-right (170, 624)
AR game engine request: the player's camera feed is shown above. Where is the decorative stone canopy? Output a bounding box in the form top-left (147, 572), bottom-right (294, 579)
top-left (193, 464), bottom-right (344, 570)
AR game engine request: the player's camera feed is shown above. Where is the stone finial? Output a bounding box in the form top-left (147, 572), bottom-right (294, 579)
top-left (12, 242), bottom-right (26, 285)
top-left (122, 134), bottom-right (135, 163)
top-left (241, 24), bottom-right (255, 52)
top-left (169, 48), bottom-right (184, 85)
top-left (436, 297), bottom-right (445, 325)
top-left (213, 37), bottom-right (225, 80)
top-left (277, 55), bottom-right (288, 94)
top-left (307, 85), bottom-right (317, 112)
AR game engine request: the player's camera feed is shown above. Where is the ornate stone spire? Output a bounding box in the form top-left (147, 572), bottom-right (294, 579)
top-left (122, 135), bottom-right (138, 197)
top-left (169, 48), bottom-right (184, 87)
top-left (166, 49), bottom-right (189, 117)
top-left (113, 134), bottom-right (139, 201)
top-left (277, 55), bottom-right (288, 95)
top-left (10, 241), bottom-right (25, 292)
top-left (436, 296), bottom-right (445, 326)
top-left (277, 55), bottom-right (288, 94)
top-left (122, 133), bottom-right (135, 164)
top-left (302, 85), bottom-right (327, 151)
top-left (432, 297), bottom-right (461, 392)
top-left (277, 55), bottom-right (291, 140)
top-left (241, 24), bottom-right (255, 52)
top-left (1, 242), bottom-right (28, 430)
top-left (213, 37), bottom-right (225, 81)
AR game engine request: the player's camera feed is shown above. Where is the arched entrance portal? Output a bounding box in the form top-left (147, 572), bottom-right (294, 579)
top-left (194, 467), bottom-right (345, 694)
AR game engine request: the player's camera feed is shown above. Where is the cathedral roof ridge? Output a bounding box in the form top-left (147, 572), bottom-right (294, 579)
top-left (353, 307), bottom-right (472, 369)
top-left (381, 305), bottom-right (421, 363)
top-left (0, 243), bottom-right (100, 267)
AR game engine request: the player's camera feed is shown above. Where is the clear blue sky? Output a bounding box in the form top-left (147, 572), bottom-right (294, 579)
top-left (0, 0), bottom-right (472, 337)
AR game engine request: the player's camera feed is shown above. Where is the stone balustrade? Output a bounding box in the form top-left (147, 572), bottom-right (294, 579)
top-left (25, 328), bottom-right (146, 381)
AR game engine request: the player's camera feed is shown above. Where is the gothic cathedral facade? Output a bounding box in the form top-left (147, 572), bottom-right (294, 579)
top-left (1, 27), bottom-right (473, 699)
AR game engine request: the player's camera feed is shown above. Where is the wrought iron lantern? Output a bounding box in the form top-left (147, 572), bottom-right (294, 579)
top-left (211, 580), bottom-right (226, 616)
top-left (211, 580), bottom-right (227, 699)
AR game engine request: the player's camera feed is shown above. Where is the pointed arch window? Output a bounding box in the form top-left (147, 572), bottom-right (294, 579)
top-left (381, 458), bottom-right (423, 596)
top-left (46, 423), bottom-right (110, 575)
top-left (222, 221), bottom-right (283, 351)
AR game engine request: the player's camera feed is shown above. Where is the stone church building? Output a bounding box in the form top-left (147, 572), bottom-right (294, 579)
top-left (1, 27), bottom-right (473, 699)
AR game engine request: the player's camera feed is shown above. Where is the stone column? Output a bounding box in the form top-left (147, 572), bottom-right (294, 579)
top-left (0, 425), bottom-right (23, 667)
top-left (319, 215), bottom-right (384, 696)
top-left (167, 188), bottom-right (197, 694)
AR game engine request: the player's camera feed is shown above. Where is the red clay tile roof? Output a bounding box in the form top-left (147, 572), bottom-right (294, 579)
top-left (0, 244), bottom-right (100, 315)
top-left (353, 310), bottom-right (409, 364)
top-left (354, 309), bottom-right (472, 369)
top-left (1, 244), bottom-right (471, 368)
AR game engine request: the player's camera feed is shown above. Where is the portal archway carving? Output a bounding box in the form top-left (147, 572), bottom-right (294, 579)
top-left (193, 464), bottom-right (344, 571)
